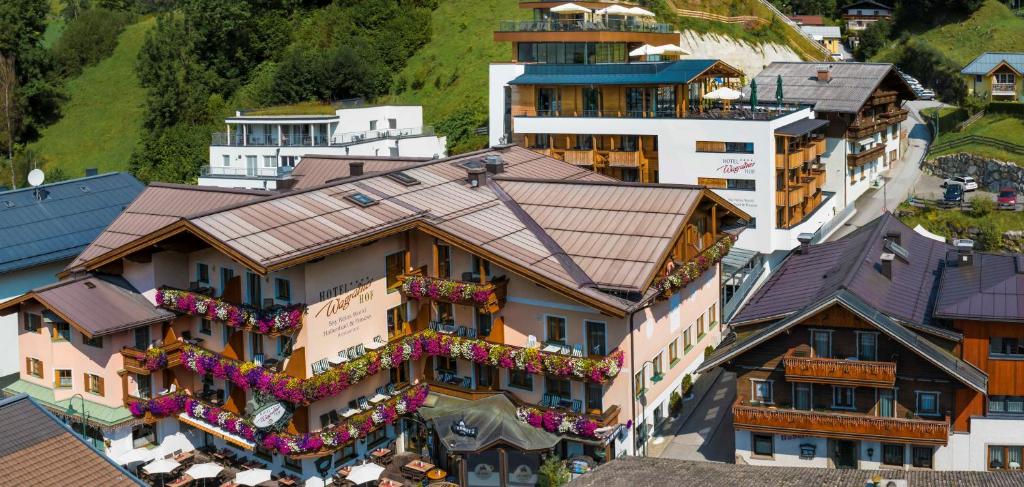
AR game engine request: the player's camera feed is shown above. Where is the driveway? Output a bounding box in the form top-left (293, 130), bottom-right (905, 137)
top-left (652, 370), bottom-right (736, 462)
top-left (828, 100), bottom-right (946, 240)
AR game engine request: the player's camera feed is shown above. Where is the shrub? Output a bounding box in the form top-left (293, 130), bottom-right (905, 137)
top-left (52, 8), bottom-right (135, 77)
top-left (681, 373), bottom-right (693, 395)
top-left (538, 456), bottom-right (569, 487)
top-left (976, 220), bottom-right (1002, 251)
top-left (987, 102), bottom-right (1024, 116)
top-left (970, 195), bottom-right (994, 217)
top-left (704, 346), bottom-right (714, 360)
top-left (669, 390), bottom-right (682, 416)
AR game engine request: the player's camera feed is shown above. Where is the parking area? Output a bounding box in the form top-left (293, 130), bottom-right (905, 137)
top-left (912, 173), bottom-right (1021, 210)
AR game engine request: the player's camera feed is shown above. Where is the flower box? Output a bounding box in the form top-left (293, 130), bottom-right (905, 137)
top-left (155, 287), bottom-right (303, 334)
top-left (144, 348), bottom-right (168, 371)
top-left (400, 275), bottom-right (507, 312)
top-left (653, 235), bottom-right (736, 300)
top-left (516, 406), bottom-right (600, 438)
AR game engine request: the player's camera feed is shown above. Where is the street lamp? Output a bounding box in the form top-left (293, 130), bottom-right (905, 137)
top-left (69, 393), bottom-right (91, 448)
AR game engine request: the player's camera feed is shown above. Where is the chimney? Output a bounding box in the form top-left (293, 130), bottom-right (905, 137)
top-left (954, 238), bottom-right (974, 266)
top-left (797, 233), bottom-right (814, 254)
top-left (349, 161), bottom-right (364, 177)
top-left (466, 164), bottom-right (486, 188)
top-left (816, 65), bottom-right (832, 83)
top-left (484, 155), bottom-right (504, 175)
top-left (885, 230), bottom-right (901, 246)
top-left (85, 168), bottom-right (98, 177)
top-left (880, 252), bottom-right (895, 279)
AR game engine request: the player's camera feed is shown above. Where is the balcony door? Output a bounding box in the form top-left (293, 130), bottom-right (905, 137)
top-left (811, 330), bottom-right (832, 358)
top-left (582, 87), bottom-right (601, 116)
top-left (585, 321), bottom-right (606, 356)
top-left (536, 88), bottom-right (560, 116)
top-left (831, 440), bottom-right (858, 469)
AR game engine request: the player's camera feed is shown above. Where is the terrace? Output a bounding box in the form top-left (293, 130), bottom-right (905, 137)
top-left (783, 349), bottom-right (896, 388)
top-left (497, 19), bottom-right (674, 34)
top-left (121, 340), bottom-right (185, 375)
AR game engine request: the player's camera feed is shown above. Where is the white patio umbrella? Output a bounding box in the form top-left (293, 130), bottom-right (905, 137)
top-left (627, 6), bottom-right (657, 16)
top-left (186, 463), bottom-right (224, 487)
top-left (346, 463), bottom-right (385, 485)
top-left (114, 447), bottom-right (155, 466)
top-left (628, 44), bottom-right (662, 57)
top-left (703, 87), bottom-right (743, 100)
top-left (654, 44), bottom-right (691, 56)
top-left (144, 458), bottom-right (181, 475)
top-left (595, 4), bottom-right (632, 15)
top-left (304, 476), bottom-right (327, 487)
top-left (550, 2), bottom-right (591, 13)
top-left (235, 468), bottom-right (272, 486)
top-left (158, 432), bottom-right (195, 457)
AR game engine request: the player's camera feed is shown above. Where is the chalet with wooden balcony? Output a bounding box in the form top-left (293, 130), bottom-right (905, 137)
top-left (745, 62), bottom-right (916, 210)
top-left (699, 213), bottom-right (989, 470)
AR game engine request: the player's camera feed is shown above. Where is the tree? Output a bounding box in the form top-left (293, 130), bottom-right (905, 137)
top-left (855, 20), bottom-right (891, 60)
top-left (538, 456), bottom-right (570, 487)
top-left (0, 54), bottom-right (16, 189)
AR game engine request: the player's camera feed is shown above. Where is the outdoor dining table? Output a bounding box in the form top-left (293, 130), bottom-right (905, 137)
top-left (540, 343), bottom-right (562, 353)
top-left (277, 477), bottom-right (296, 486)
top-left (426, 468), bottom-right (447, 481)
top-left (166, 475), bottom-right (193, 487)
top-left (174, 451), bottom-right (195, 464)
top-left (370, 448), bottom-right (392, 462)
top-left (378, 478), bottom-right (403, 487)
top-left (402, 460), bottom-right (435, 481)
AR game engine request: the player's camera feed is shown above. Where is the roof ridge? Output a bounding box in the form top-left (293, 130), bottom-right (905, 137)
top-left (0, 172), bottom-right (133, 196)
top-left (493, 176), bottom-right (703, 190)
top-left (148, 182), bottom-right (272, 196)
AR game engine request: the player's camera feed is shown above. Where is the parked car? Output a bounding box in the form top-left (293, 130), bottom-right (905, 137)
top-left (831, 52), bottom-right (844, 61)
top-left (998, 188), bottom-right (1018, 210)
top-left (943, 176), bottom-right (978, 191)
top-left (917, 89), bottom-right (935, 100)
top-left (942, 183), bottom-right (964, 206)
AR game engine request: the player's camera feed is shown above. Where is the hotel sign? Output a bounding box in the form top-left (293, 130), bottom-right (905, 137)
top-left (252, 402), bottom-right (289, 430)
top-left (716, 158), bottom-right (755, 175)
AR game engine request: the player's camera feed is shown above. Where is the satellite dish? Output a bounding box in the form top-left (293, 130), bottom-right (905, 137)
top-left (27, 169), bottom-right (44, 187)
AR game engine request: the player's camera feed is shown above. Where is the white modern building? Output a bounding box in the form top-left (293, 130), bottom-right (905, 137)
top-left (202, 103), bottom-right (447, 190)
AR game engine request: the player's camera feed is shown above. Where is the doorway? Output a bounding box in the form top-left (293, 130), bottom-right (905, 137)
top-left (831, 439), bottom-right (858, 469)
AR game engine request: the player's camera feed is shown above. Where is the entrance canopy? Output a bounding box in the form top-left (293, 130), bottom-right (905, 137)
top-left (419, 394), bottom-right (560, 453)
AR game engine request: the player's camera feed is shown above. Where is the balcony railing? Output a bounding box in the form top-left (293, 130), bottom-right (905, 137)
top-left (562, 149), bottom-right (597, 166)
top-left (776, 185), bottom-right (805, 207)
top-left (331, 126), bottom-right (435, 145)
top-left (497, 19), bottom-right (674, 34)
top-left (122, 340), bottom-right (185, 375)
top-left (607, 151), bottom-right (641, 167)
top-left (847, 144), bottom-right (885, 167)
top-left (515, 104), bottom-right (798, 122)
top-left (399, 270), bottom-right (509, 313)
top-left (210, 126), bottom-right (434, 147)
top-left (992, 83), bottom-right (1017, 95)
top-left (733, 404), bottom-right (950, 445)
top-left (200, 165), bottom-right (294, 179)
top-left (871, 90), bottom-right (898, 106)
top-left (783, 351), bottom-right (896, 387)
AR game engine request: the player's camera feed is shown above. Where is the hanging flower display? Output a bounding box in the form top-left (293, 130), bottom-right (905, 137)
top-left (515, 406), bottom-right (600, 438)
top-left (653, 235), bottom-right (736, 300)
top-left (155, 287), bottom-right (304, 334)
top-left (400, 275), bottom-right (496, 307)
top-left (144, 348), bottom-right (169, 371)
top-left (127, 385), bottom-right (430, 457)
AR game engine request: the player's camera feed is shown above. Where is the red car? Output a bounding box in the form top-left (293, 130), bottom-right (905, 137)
top-left (998, 188), bottom-right (1017, 210)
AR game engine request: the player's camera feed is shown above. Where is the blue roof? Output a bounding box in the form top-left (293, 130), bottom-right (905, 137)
top-left (0, 172), bottom-right (144, 274)
top-left (961, 52), bottom-right (1024, 75)
top-left (509, 60), bottom-right (726, 85)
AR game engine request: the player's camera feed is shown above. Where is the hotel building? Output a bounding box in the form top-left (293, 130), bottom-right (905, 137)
top-left (203, 103), bottom-right (446, 190)
top-left (2, 146), bottom-right (749, 484)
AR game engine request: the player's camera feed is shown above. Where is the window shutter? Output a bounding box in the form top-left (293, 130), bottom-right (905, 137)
top-left (98, 376), bottom-right (105, 396)
top-left (25, 357), bottom-right (30, 375)
top-left (83, 373), bottom-right (89, 392)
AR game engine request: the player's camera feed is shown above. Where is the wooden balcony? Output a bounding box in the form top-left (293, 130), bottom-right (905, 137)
top-left (775, 185), bottom-right (805, 207)
top-left (733, 404), bottom-right (950, 445)
top-left (846, 118), bottom-right (885, 139)
top-left (506, 390), bottom-right (620, 428)
top-left (802, 176), bottom-right (818, 196)
top-left (847, 144), bottom-right (885, 167)
top-left (399, 269), bottom-right (510, 313)
top-left (775, 151), bottom-right (805, 170)
top-left (607, 151), bottom-right (641, 168)
top-left (802, 144), bottom-right (817, 162)
top-left (562, 149), bottom-right (596, 166)
top-left (812, 137), bottom-right (826, 154)
top-left (121, 340), bottom-right (185, 375)
top-left (871, 90), bottom-right (898, 106)
top-left (783, 351), bottom-right (895, 387)
top-left (879, 108), bottom-right (908, 125)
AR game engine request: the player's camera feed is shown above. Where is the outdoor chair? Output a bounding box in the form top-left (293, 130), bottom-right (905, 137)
top-left (387, 383), bottom-right (397, 395)
top-left (461, 377), bottom-right (472, 389)
top-left (457, 326), bottom-right (467, 337)
top-left (571, 399), bottom-right (583, 414)
top-left (572, 345), bottom-right (584, 357)
top-left (338, 349), bottom-right (349, 361)
top-left (252, 353), bottom-right (264, 366)
top-left (374, 335), bottom-right (385, 344)
top-left (356, 344), bottom-right (366, 356)
top-left (540, 394), bottom-right (552, 408)
top-left (358, 396), bottom-right (370, 410)
top-left (526, 335), bottom-right (537, 348)
top-left (467, 328), bottom-right (477, 339)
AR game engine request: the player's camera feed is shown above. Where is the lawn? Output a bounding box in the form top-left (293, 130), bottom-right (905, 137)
top-left (244, 102), bottom-right (339, 116)
top-left (28, 17), bottom-right (154, 178)
top-left (928, 113), bottom-right (1024, 163)
top-left (874, 0), bottom-right (1024, 67)
top-left (897, 202), bottom-right (1023, 252)
top-left (669, 0), bottom-right (830, 60)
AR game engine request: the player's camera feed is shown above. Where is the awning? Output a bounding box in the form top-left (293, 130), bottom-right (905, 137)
top-left (550, 3), bottom-right (591, 13)
top-left (177, 413), bottom-right (255, 450)
top-left (774, 118), bottom-right (828, 137)
top-left (2, 379), bottom-right (139, 431)
top-left (419, 394), bottom-right (560, 453)
top-left (722, 247), bottom-right (760, 277)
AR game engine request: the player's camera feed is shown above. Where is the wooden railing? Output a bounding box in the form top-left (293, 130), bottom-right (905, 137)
top-left (992, 83), bottom-right (1017, 94)
top-left (121, 340), bottom-right (185, 375)
top-left (399, 270), bottom-right (509, 313)
top-left (880, 108), bottom-right (909, 124)
top-left (813, 137), bottom-right (826, 154)
top-left (802, 176), bottom-right (818, 196)
top-left (506, 390), bottom-right (621, 428)
top-left (783, 352), bottom-right (895, 387)
top-left (929, 135), bottom-right (1024, 158)
top-left (607, 151), bottom-right (641, 168)
top-left (733, 404), bottom-right (950, 445)
top-left (562, 149), bottom-right (596, 166)
top-left (776, 185), bottom-right (805, 207)
top-left (872, 90), bottom-right (898, 106)
top-left (847, 144), bottom-right (885, 167)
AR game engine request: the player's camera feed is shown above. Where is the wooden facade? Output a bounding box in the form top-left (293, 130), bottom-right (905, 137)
top-left (514, 133), bottom-right (659, 182)
top-left (952, 318), bottom-right (1024, 429)
top-left (774, 133), bottom-right (826, 229)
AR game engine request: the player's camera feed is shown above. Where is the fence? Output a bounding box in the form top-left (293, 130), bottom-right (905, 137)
top-left (674, 9), bottom-right (767, 25)
top-left (928, 135), bottom-right (1024, 158)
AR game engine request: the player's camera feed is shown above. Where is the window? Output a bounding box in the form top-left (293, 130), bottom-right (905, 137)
top-left (196, 263), bottom-right (209, 284)
top-left (367, 427), bottom-right (387, 448)
top-left (668, 339), bottom-right (679, 366)
top-left (387, 304), bottom-right (407, 338)
top-left (990, 337), bottom-right (1024, 358)
top-left (916, 391), bottom-right (940, 416)
top-left (470, 255), bottom-right (491, 280)
top-left (134, 326), bottom-right (150, 350)
top-left (794, 383), bottom-right (811, 410)
top-left (882, 444), bottom-right (904, 466)
top-left (26, 357), bottom-right (43, 378)
top-left (250, 333), bottom-right (263, 356)
top-left (751, 379), bottom-right (773, 404)
top-left (222, 155), bottom-right (230, 166)
top-left (277, 336), bottom-right (291, 357)
top-left (683, 327), bottom-right (692, 352)
top-left (222, 323), bottom-right (231, 347)
top-left (369, 120), bottom-right (378, 130)
top-left (435, 356), bottom-right (457, 375)
top-left (696, 315), bottom-right (705, 338)
top-left (585, 382), bottom-right (603, 413)
top-left (53, 322), bottom-right (71, 342)
top-left (585, 321), bottom-right (606, 356)
top-left (879, 388), bottom-right (896, 417)
top-left (475, 310), bottom-right (492, 337)
top-left (246, 272), bottom-right (261, 306)
top-left (509, 369), bottom-right (533, 390)
top-left (385, 251), bottom-right (406, 293)
top-left (55, 369), bottom-right (72, 388)
top-left (391, 362), bottom-right (408, 385)
top-left (752, 433), bottom-right (774, 457)
top-left (811, 329), bottom-right (832, 358)
top-left (436, 245), bottom-right (451, 278)
top-left (989, 395), bottom-right (1024, 416)
top-left (263, 155), bottom-right (277, 168)
top-left (912, 446), bottom-right (933, 469)
top-left (634, 371), bottom-right (645, 397)
top-left (434, 302), bottom-right (454, 324)
top-left (695, 141), bottom-right (754, 153)
top-left (989, 445), bottom-right (1024, 470)
top-left (283, 455), bottom-right (302, 474)
top-left (220, 267), bottom-right (235, 295)
top-left (274, 278), bottom-right (291, 303)
top-left (995, 72), bottom-right (1016, 85)
top-left (708, 303), bottom-right (718, 327)
top-left (85, 373), bottom-right (104, 396)
top-left (832, 386), bottom-right (855, 409)
top-left (24, 313), bottom-right (42, 333)
top-left (545, 315), bottom-right (567, 345)
top-left (319, 410), bottom-right (340, 428)
top-left (857, 332), bottom-right (878, 361)
top-left (136, 374), bottom-right (153, 400)
top-left (334, 443), bottom-right (357, 463)
top-left (200, 319), bottom-right (212, 336)
top-left (652, 352), bottom-right (664, 381)
top-left (82, 332), bottom-right (103, 348)
top-left (545, 377), bottom-right (571, 400)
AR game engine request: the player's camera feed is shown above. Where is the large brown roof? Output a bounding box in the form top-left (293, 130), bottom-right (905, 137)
top-left (0, 274), bottom-right (174, 337)
top-left (0, 394), bottom-right (143, 486)
top-left (935, 252), bottom-right (1024, 322)
top-left (289, 155), bottom-right (432, 190)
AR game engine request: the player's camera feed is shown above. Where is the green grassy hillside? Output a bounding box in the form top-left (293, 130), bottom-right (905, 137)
top-left (29, 17), bottom-right (154, 177)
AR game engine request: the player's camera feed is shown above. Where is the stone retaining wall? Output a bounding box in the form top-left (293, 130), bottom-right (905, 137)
top-left (923, 153), bottom-right (1024, 192)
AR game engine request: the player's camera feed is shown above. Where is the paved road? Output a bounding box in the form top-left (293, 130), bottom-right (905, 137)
top-left (654, 371), bottom-right (736, 462)
top-left (828, 100), bottom-right (945, 240)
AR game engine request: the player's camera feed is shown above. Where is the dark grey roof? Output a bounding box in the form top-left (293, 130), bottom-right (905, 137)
top-left (701, 290), bottom-right (988, 393)
top-left (571, 457), bottom-right (1024, 487)
top-left (0, 173), bottom-right (144, 274)
top-left (0, 394), bottom-right (144, 485)
top-left (843, 0), bottom-right (893, 11)
top-left (509, 59), bottom-right (733, 86)
top-left (744, 62), bottom-right (913, 114)
top-left (935, 252), bottom-right (1024, 322)
top-left (774, 118), bottom-right (828, 137)
top-left (731, 212), bottom-right (950, 329)
top-left (418, 393), bottom-right (560, 452)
